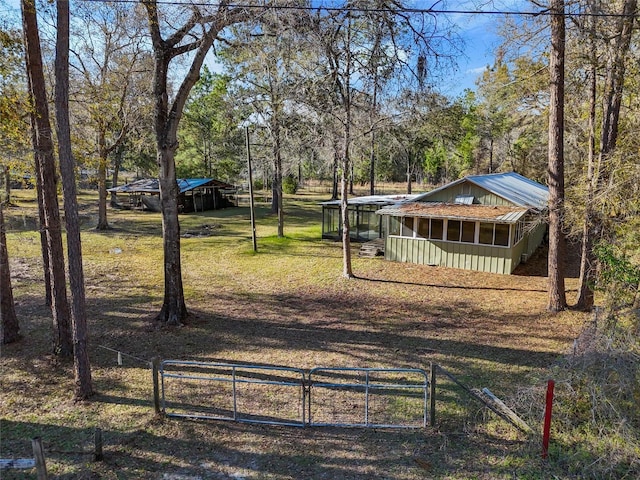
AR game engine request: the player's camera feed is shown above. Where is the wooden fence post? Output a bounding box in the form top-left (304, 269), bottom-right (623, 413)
top-left (152, 357), bottom-right (161, 415)
top-left (31, 437), bottom-right (47, 480)
top-left (93, 428), bottom-right (103, 461)
top-left (429, 363), bottom-right (436, 427)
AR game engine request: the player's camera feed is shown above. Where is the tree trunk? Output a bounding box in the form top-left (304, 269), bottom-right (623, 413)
top-left (489, 137), bottom-right (494, 174)
top-left (144, 0), bottom-right (242, 324)
top-left (96, 132), bottom-right (109, 230)
top-left (349, 162), bottom-right (354, 195)
top-left (331, 137), bottom-right (339, 200)
top-left (22, 0), bottom-right (74, 356)
top-left (56, 0), bottom-right (93, 399)
top-left (599, 0), bottom-right (637, 161)
top-left (34, 158), bottom-right (52, 307)
top-left (1, 166), bottom-right (9, 205)
top-left (575, 11), bottom-right (597, 311)
top-left (271, 177), bottom-right (278, 213)
top-left (271, 113), bottom-right (284, 237)
top-left (369, 130), bottom-right (376, 195)
top-left (1, 204), bottom-right (20, 344)
top-left (577, 0), bottom-right (636, 309)
top-left (341, 15), bottom-right (354, 279)
top-left (156, 154), bottom-right (187, 325)
top-left (547, 0), bottom-right (567, 312)
top-left (110, 147), bottom-right (122, 206)
top-left (406, 157), bottom-right (412, 194)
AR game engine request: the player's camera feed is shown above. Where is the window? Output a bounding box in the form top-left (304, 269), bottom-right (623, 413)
top-left (461, 221), bottom-right (476, 243)
top-left (323, 207), bottom-right (340, 236)
top-left (479, 222), bottom-right (494, 245)
top-left (494, 224), bottom-right (510, 246)
top-left (402, 217), bottom-right (414, 237)
top-left (430, 219), bottom-right (444, 239)
top-left (389, 216), bottom-right (401, 236)
top-left (349, 209), bottom-right (357, 230)
top-left (391, 215), bottom-right (512, 247)
top-left (478, 222), bottom-right (511, 247)
top-left (514, 220), bottom-right (525, 244)
top-left (454, 195), bottom-right (475, 205)
top-left (447, 220), bottom-right (461, 242)
top-left (417, 218), bottom-right (430, 238)
top-left (444, 220), bottom-right (476, 243)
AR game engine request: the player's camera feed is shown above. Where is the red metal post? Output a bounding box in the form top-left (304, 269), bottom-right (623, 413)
top-left (542, 379), bottom-right (555, 459)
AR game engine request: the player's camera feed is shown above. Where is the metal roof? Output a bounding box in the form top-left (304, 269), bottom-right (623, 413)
top-left (321, 194), bottom-right (418, 207)
top-left (377, 202), bottom-right (528, 223)
top-left (410, 172), bottom-right (548, 209)
top-left (108, 178), bottom-right (235, 194)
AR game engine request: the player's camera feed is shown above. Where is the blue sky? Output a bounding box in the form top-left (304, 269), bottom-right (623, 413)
top-left (1, 0), bottom-right (529, 98)
top-left (441, 0), bottom-right (529, 96)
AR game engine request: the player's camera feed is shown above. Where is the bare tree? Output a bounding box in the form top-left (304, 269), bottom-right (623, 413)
top-left (547, 0), bottom-right (567, 312)
top-left (70, 2), bottom-right (151, 230)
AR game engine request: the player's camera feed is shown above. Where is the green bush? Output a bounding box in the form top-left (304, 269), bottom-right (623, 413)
top-left (252, 178), bottom-right (264, 191)
top-left (282, 174), bottom-right (298, 194)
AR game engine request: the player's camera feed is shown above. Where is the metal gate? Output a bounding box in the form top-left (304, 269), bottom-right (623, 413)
top-left (160, 361), bottom-right (429, 428)
top-left (308, 367), bottom-right (429, 428)
top-left (160, 361), bottom-right (307, 427)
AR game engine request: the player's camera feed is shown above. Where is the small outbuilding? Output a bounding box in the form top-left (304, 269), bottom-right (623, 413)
top-left (108, 178), bottom-right (237, 213)
top-left (321, 194), bottom-right (416, 242)
top-left (376, 172), bottom-right (549, 274)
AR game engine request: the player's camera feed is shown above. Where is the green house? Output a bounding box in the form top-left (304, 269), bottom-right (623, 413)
top-left (376, 172), bottom-right (549, 274)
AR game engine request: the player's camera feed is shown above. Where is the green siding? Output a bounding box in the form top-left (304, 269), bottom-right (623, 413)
top-left (526, 222), bottom-right (547, 257)
top-left (422, 183), bottom-right (512, 206)
top-left (385, 236), bottom-right (516, 274)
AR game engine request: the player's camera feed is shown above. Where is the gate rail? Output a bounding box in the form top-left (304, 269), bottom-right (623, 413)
top-left (160, 361), bottom-right (307, 427)
top-left (308, 367), bottom-right (429, 428)
top-left (159, 361), bottom-right (429, 429)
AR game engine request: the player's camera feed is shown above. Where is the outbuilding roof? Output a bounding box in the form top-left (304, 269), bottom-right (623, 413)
top-left (108, 178), bottom-right (235, 194)
top-left (410, 172), bottom-right (548, 210)
top-left (321, 194), bottom-right (417, 207)
top-left (377, 202), bottom-right (528, 223)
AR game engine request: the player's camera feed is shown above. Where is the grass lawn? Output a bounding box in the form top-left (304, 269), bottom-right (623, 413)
top-left (1, 187), bottom-right (591, 479)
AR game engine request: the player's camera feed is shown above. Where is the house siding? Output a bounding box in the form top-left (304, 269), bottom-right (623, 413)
top-left (377, 174), bottom-right (549, 274)
top-left (525, 221), bottom-right (547, 258)
top-left (385, 236), bottom-right (516, 274)
top-left (420, 184), bottom-right (513, 206)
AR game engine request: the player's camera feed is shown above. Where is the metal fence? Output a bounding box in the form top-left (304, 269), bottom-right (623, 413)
top-left (308, 367), bottom-right (429, 428)
top-left (160, 361), bottom-right (307, 427)
top-left (159, 361), bottom-right (429, 429)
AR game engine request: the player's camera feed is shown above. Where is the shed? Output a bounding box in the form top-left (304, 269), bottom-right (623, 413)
top-left (108, 178), bottom-right (237, 213)
top-left (321, 194), bottom-right (416, 242)
top-left (376, 172), bottom-right (548, 274)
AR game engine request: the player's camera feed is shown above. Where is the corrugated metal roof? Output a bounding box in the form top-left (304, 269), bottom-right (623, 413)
top-left (408, 172), bottom-right (548, 209)
top-left (466, 172), bottom-right (548, 209)
top-left (377, 202), bottom-right (528, 223)
top-left (108, 178), bottom-right (235, 194)
top-left (321, 194), bottom-right (418, 206)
